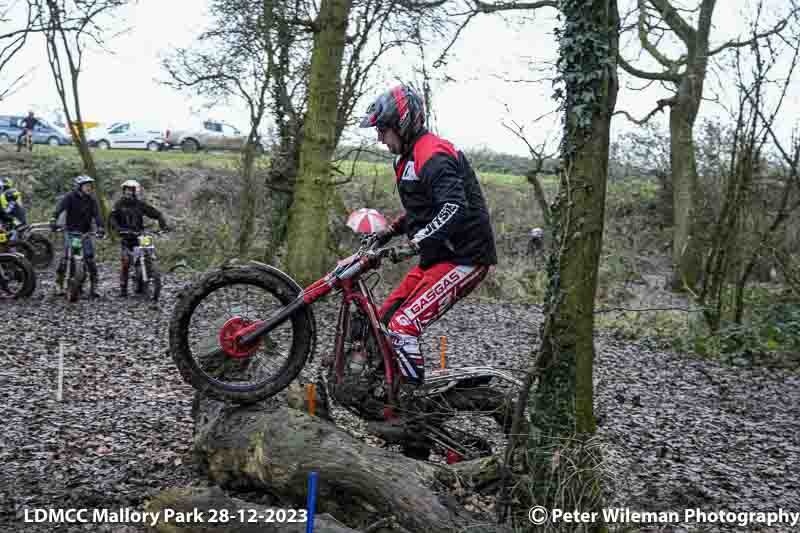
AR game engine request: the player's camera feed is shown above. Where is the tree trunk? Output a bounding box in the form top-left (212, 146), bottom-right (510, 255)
top-left (147, 486), bottom-right (361, 533)
top-left (189, 395), bottom-right (510, 533)
top-left (668, 103), bottom-right (704, 292)
top-left (284, 0), bottom-right (352, 284)
top-left (520, 1), bottom-right (618, 531)
top-left (237, 138), bottom-right (260, 258)
top-left (526, 171), bottom-right (552, 227)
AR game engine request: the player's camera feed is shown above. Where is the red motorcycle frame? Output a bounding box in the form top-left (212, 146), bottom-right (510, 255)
top-left (223, 244), bottom-right (404, 416)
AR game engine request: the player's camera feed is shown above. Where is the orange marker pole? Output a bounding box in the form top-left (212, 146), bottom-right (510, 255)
top-left (440, 336), bottom-right (446, 369)
top-left (307, 383), bottom-right (316, 417)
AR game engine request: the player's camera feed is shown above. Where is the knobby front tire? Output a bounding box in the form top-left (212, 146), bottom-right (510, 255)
top-left (146, 256), bottom-right (162, 302)
top-left (169, 266), bottom-right (314, 404)
top-left (25, 233), bottom-right (54, 269)
top-left (0, 254), bottom-right (35, 298)
top-left (68, 260), bottom-right (84, 303)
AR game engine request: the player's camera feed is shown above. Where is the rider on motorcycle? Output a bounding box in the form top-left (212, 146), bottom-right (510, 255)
top-left (359, 84), bottom-right (497, 386)
top-left (109, 179), bottom-right (169, 297)
top-left (0, 177), bottom-right (27, 227)
top-left (16, 112), bottom-right (40, 152)
top-left (50, 175), bottom-right (105, 298)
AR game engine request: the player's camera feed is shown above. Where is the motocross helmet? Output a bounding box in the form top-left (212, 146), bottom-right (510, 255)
top-left (359, 84), bottom-right (426, 146)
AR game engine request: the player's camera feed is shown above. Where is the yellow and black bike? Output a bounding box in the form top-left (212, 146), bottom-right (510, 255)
top-left (0, 223), bottom-right (36, 298)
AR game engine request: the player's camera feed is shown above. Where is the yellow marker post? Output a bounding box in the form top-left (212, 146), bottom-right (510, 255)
top-left (306, 383), bottom-right (316, 417)
top-left (440, 336), bottom-right (447, 369)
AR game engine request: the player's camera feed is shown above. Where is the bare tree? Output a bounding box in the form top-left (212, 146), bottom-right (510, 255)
top-left (284, 0), bottom-right (354, 282)
top-left (0, 1), bottom-right (37, 102)
top-left (163, 0), bottom-right (447, 268)
top-left (162, 0), bottom-right (306, 258)
top-left (730, 16), bottom-right (800, 324)
top-left (616, 0), bottom-right (799, 291)
top-left (281, 0), bottom-right (452, 280)
top-left (501, 108), bottom-right (560, 227)
top-left (34, 0), bottom-right (129, 221)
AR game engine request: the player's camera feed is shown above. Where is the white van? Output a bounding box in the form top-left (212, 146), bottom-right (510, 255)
top-left (88, 122), bottom-right (167, 151)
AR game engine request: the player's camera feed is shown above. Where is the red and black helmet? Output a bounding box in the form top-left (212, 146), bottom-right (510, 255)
top-left (359, 84), bottom-right (426, 143)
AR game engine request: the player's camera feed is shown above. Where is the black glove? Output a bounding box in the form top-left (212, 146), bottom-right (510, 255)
top-left (361, 228), bottom-right (393, 248)
top-left (389, 241), bottom-right (419, 264)
top-left (95, 229), bottom-right (106, 239)
top-left (374, 228), bottom-right (395, 246)
top-left (49, 219), bottom-right (59, 231)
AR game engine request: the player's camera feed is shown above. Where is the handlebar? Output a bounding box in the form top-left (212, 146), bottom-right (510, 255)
top-left (362, 244), bottom-right (416, 265)
top-left (119, 229), bottom-right (169, 236)
top-left (51, 228), bottom-right (102, 239)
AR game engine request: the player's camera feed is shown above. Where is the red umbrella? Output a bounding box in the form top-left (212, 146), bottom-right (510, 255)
top-left (346, 208), bottom-right (388, 234)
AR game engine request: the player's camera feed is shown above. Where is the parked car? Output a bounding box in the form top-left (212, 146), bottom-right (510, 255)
top-left (164, 120), bottom-right (264, 153)
top-left (0, 115), bottom-right (72, 146)
top-left (0, 115), bottom-right (20, 144)
top-left (87, 122), bottom-right (167, 151)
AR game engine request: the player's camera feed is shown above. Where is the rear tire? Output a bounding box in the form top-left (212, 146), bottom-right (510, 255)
top-left (147, 141), bottom-right (160, 152)
top-left (169, 265), bottom-right (314, 403)
top-left (47, 136), bottom-right (60, 146)
top-left (68, 260), bottom-right (84, 302)
top-left (411, 382), bottom-right (524, 463)
top-left (24, 233), bottom-right (54, 269)
top-left (0, 254), bottom-right (35, 298)
top-left (96, 140), bottom-right (110, 150)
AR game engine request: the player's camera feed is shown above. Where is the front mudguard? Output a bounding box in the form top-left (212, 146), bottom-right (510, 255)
top-left (0, 251), bottom-right (27, 261)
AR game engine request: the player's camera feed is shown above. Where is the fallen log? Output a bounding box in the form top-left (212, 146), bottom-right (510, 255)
top-left (146, 486), bottom-right (359, 533)
top-left (191, 393), bottom-right (511, 533)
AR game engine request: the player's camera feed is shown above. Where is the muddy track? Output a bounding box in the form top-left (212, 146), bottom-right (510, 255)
top-left (2, 264), bottom-right (798, 532)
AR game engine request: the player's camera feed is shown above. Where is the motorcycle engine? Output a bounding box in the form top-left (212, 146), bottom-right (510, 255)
top-left (328, 310), bottom-right (386, 420)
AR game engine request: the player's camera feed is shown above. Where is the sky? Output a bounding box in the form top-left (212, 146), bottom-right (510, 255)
top-left (1, 0), bottom-right (798, 157)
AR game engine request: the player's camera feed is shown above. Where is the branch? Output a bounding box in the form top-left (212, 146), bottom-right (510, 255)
top-left (648, 0), bottom-right (696, 46)
top-left (618, 54), bottom-right (680, 83)
top-left (708, 10), bottom-right (798, 57)
top-left (470, 0), bottom-right (557, 13)
top-left (612, 96), bottom-right (676, 125)
top-left (432, 12), bottom-right (477, 68)
top-left (594, 305), bottom-right (703, 314)
top-left (433, 0), bottom-right (556, 67)
top-left (637, 0), bottom-right (680, 69)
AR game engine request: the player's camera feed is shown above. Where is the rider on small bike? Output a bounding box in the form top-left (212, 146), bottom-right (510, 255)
top-left (359, 84), bottom-right (497, 386)
top-left (109, 179), bottom-right (169, 297)
top-left (0, 177), bottom-right (27, 227)
top-left (16, 112), bottom-right (40, 152)
top-left (50, 175), bottom-right (105, 298)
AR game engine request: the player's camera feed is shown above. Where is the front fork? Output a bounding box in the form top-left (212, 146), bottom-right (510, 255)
top-left (140, 251), bottom-right (148, 283)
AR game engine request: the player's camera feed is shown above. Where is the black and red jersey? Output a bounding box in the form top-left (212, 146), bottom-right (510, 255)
top-left (392, 131), bottom-right (497, 269)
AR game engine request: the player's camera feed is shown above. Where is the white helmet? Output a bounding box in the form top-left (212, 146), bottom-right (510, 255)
top-left (121, 179), bottom-right (142, 197)
top-left (530, 227), bottom-right (544, 239)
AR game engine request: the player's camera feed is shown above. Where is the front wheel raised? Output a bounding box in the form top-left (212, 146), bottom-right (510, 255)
top-left (169, 266), bottom-right (314, 403)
